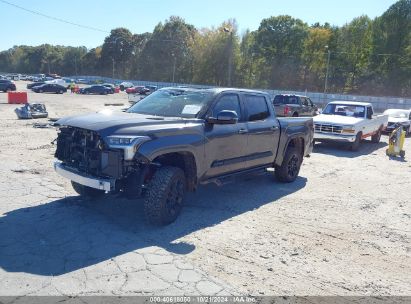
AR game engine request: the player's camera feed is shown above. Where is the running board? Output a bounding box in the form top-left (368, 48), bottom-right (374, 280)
top-left (202, 166), bottom-right (272, 187)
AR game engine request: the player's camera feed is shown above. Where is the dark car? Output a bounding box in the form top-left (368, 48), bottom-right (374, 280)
top-left (145, 85), bottom-right (158, 93)
top-left (101, 84), bottom-right (116, 94)
top-left (126, 86), bottom-right (150, 95)
top-left (80, 85), bottom-right (111, 95)
top-left (0, 80), bottom-right (16, 92)
top-left (27, 81), bottom-right (45, 89)
top-left (54, 87), bottom-right (314, 225)
top-left (273, 94), bottom-right (318, 117)
top-left (32, 83), bottom-right (67, 94)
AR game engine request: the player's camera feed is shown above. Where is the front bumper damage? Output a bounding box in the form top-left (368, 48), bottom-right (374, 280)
top-left (54, 162), bottom-right (115, 191)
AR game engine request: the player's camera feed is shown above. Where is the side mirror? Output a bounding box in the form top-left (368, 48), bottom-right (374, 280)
top-left (207, 110), bottom-right (238, 124)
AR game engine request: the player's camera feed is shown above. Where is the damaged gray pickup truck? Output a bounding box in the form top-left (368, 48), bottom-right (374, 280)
top-left (54, 88), bottom-right (314, 225)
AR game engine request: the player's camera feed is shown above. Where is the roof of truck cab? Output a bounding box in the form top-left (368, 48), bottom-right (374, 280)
top-left (328, 101), bottom-right (372, 107)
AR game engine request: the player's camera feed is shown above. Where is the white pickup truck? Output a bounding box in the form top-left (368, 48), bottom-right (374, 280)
top-left (313, 101), bottom-right (388, 150)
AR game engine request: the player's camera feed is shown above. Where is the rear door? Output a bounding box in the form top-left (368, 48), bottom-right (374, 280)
top-left (243, 94), bottom-right (280, 168)
top-left (204, 93), bottom-right (248, 178)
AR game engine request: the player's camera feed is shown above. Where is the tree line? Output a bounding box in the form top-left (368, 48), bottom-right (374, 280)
top-left (0, 0), bottom-right (410, 97)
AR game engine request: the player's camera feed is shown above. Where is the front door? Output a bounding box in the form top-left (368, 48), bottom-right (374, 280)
top-left (204, 93), bottom-right (248, 178)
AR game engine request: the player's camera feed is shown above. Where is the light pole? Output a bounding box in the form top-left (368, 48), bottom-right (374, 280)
top-left (74, 56), bottom-right (78, 76)
top-left (110, 37), bottom-right (126, 79)
top-left (223, 27), bottom-right (233, 87)
top-left (172, 54), bottom-right (177, 83)
top-left (324, 45), bottom-right (331, 94)
top-left (111, 58), bottom-right (115, 79)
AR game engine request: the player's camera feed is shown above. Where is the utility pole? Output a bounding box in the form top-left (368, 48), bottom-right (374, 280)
top-left (324, 47), bottom-right (331, 94)
top-left (172, 55), bottom-right (177, 83)
top-left (112, 58), bottom-right (115, 79)
top-left (224, 27), bottom-right (233, 87)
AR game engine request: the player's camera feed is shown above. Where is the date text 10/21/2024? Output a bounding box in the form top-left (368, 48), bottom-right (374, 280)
top-left (149, 296), bottom-right (257, 303)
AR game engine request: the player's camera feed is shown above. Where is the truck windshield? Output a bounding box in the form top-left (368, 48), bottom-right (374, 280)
top-left (127, 89), bottom-right (214, 118)
top-left (322, 104), bottom-right (365, 118)
top-left (273, 95), bottom-right (299, 105)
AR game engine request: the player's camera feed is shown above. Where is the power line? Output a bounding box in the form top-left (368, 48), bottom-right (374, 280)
top-left (0, 0), bottom-right (109, 34)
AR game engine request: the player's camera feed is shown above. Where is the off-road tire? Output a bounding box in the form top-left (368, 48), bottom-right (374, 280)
top-left (350, 132), bottom-right (362, 151)
top-left (275, 147), bottom-right (302, 183)
top-left (144, 166), bottom-right (186, 226)
top-left (371, 128), bottom-right (381, 143)
top-left (71, 181), bottom-right (105, 198)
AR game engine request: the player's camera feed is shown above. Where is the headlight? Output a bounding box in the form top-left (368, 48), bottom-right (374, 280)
top-left (105, 136), bottom-right (150, 160)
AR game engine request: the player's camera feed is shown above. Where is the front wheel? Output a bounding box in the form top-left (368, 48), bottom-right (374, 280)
top-left (275, 147), bottom-right (302, 183)
top-left (144, 166), bottom-right (186, 225)
top-left (71, 181), bottom-right (105, 199)
top-left (371, 129), bottom-right (381, 143)
top-left (350, 132), bottom-right (362, 151)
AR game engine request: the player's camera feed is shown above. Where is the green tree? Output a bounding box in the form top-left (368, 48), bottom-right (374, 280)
top-left (139, 16), bottom-right (196, 82)
top-left (191, 20), bottom-right (240, 86)
top-left (255, 15), bottom-right (309, 89)
top-left (101, 28), bottom-right (134, 78)
top-left (301, 27), bottom-right (332, 91)
top-left (371, 0), bottom-right (411, 96)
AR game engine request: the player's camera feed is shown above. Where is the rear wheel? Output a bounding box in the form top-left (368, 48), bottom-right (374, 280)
top-left (371, 128), bottom-right (382, 143)
top-left (351, 132), bottom-right (362, 151)
top-left (71, 181), bottom-right (105, 199)
top-left (39, 89), bottom-right (43, 93)
top-left (275, 147), bottom-right (302, 183)
top-left (292, 112), bottom-right (299, 117)
top-left (144, 166), bottom-right (186, 225)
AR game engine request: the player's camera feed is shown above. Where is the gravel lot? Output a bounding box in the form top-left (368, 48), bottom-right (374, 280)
top-left (0, 82), bottom-right (410, 296)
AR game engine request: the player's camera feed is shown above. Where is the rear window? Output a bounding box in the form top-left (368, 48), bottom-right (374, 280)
top-left (273, 95), bottom-right (299, 105)
top-left (245, 95), bottom-right (270, 121)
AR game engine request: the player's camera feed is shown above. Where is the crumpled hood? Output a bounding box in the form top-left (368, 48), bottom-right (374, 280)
top-left (55, 111), bottom-right (198, 137)
top-left (313, 114), bottom-right (363, 126)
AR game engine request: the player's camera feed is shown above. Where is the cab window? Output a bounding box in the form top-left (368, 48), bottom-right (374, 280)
top-left (244, 95), bottom-right (270, 121)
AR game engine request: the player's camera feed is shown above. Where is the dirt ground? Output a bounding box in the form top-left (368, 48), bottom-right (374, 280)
top-left (0, 81), bottom-right (410, 296)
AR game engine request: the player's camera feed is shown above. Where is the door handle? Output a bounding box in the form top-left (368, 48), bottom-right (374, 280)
top-left (238, 129), bottom-right (248, 134)
top-left (271, 126), bottom-right (279, 131)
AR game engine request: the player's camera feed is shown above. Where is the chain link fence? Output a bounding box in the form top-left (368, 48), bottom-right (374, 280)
top-left (74, 75), bottom-right (411, 113)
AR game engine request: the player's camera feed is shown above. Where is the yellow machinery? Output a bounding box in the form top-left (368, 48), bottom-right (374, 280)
top-left (386, 126), bottom-right (406, 158)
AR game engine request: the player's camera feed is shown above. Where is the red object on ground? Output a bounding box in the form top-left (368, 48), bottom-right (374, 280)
top-left (114, 87), bottom-right (120, 93)
top-left (8, 92), bottom-right (28, 104)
